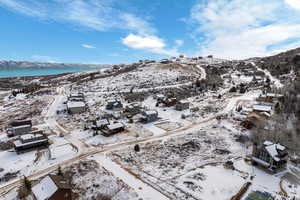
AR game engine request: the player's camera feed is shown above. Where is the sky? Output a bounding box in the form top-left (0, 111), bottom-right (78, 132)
top-left (1, 0), bottom-right (300, 64)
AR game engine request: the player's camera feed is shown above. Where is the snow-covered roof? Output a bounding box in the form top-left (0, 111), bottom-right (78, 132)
top-left (145, 110), bottom-right (157, 115)
top-left (107, 123), bottom-right (124, 130)
top-left (252, 157), bottom-right (270, 167)
top-left (96, 119), bottom-right (109, 127)
top-left (14, 138), bottom-right (48, 147)
top-left (261, 112), bottom-right (271, 117)
top-left (67, 101), bottom-right (85, 108)
top-left (108, 99), bottom-right (119, 103)
top-left (70, 92), bottom-right (84, 97)
top-left (156, 94), bottom-right (165, 98)
top-left (11, 124), bottom-right (31, 130)
top-left (20, 133), bottom-right (43, 140)
top-left (264, 141), bottom-right (286, 162)
top-left (265, 93), bottom-right (283, 98)
top-left (178, 100), bottom-right (189, 104)
top-left (32, 176), bottom-right (58, 200)
top-left (253, 105), bottom-right (272, 112)
top-left (263, 141), bottom-right (273, 146)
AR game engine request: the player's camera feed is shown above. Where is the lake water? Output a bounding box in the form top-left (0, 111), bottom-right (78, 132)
top-left (0, 67), bottom-right (100, 78)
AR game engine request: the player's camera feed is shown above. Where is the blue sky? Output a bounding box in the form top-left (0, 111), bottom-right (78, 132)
top-left (1, 0), bottom-right (300, 64)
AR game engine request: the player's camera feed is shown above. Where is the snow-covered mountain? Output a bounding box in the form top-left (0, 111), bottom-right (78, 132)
top-left (0, 60), bottom-right (110, 69)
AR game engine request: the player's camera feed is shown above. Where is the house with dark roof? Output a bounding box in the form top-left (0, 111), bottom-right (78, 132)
top-left (252, 141), bottom-right (288, 172)
top-left (68, 92), bottom-right (84, 102)
top-left (101, 122), bottom-right (125, 136)
top-left (14, 131), bottom-right (49, 153)
top-left (32, 175), bottom-right (72, 200)
top-left (67, 101), bottom-right (86, 114)
top-left (7, 120), bottom-right (32, 137)
top-left (140, 110), bottom-right (158, 123)
top-left (106, 99), bottom-right (123, 110)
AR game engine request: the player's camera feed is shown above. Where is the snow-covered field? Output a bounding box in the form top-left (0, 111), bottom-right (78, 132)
top-left (109, 120), bottom-right (246, 200)
top-left (1, 58), bottom-right (300, 200)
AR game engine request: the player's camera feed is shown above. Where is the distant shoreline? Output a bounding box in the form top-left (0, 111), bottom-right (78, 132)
top-left (0, 67), bottom-right (100, 79)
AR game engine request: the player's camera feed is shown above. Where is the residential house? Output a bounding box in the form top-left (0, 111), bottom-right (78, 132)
top-left (14, 131), bottom-right (49, 153)
top-left (252, 141), bottom-right (288, 172)
top-left (106, 100), bottom-right (123, 110)
top-left (123, 103), bottom-right (143, 117)
top-left (67, 101), bottom-right (86, 114)
top-left (102, 122), bottom-right (125, 136)
top-left (252, 105), bottom-right (272, 114)
top-left (32, 175), bottom-right (72, 200)
top-left (156, 96), bottom-right (177, 107)
top-left (140, 110), bottom-right (158, 123)
top-left (160, 59), bottom-right (170, 64)
top-left (257, 93), bottom-right (284, 103)
top-left (92, 119), bottom-right (110, 130)
top-left (68, 92), bottom-right (84, 102)
top-left (7, 120), bottom-right (32, 137)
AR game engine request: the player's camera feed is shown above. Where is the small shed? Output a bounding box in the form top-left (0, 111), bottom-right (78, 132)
top-left (32, 175), bottom-right (72, 200)
top-left (252, 141), bottom-right (288, 172)
top-left (67, 101), bottom-right (86, 114)
top-left (175, 101), bottom-right (190, 111)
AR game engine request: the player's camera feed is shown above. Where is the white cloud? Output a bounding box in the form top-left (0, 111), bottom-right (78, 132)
top-left (0, 0), bottom-right (155, 35)
top-left (122, 34), bottom-right (165, 49)
top-left (82, 44), bottom-right (96, 49)
top-left (175, 40), bottom-right (184, 48)
top-left (285, 0), bottom-right (300, 9)
top-left (189, 0), bottom-right (300, 59)
top-left (122, 13), bottom-right (156, 36)
top-left (122, 34), bottom-right (179, 56)
top-left (0, 0), bottom-right (46, 17)
top-left (31, 55), bottom-right (57, 62)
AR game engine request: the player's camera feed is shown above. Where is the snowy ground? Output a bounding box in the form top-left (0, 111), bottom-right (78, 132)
top-left (109, 120), bottom-right (246, 200)
top-left (1, 58), bottom-right (299, 200)
top-left (0, 135), bottom-right (77, 187)
top-left (65, 159), bottom-right (140, 200)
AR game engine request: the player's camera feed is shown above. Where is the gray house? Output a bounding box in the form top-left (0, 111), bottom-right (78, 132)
top-left (68, 92), bottom-right (84, 102)
top-left (102, 122), bottom-right (125, 136)
top-left (106, 100), bottom-right (123, 110)
top-left (7, 120), bottom-right (32, 137)
top-left (252, 141), bottom-right (288, 172)
top-left (14, 131), bottom-right (49, 153)
top-left (140, 110), bottom-right (158, 123)
top-left (67, 101), bottom-right (86, 114)
top-left (92, 119), bottom-right (110, 130)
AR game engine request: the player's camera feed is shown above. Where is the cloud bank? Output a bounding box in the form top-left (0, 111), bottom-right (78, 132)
top-left (189, 0), bottom-right (300, 59)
